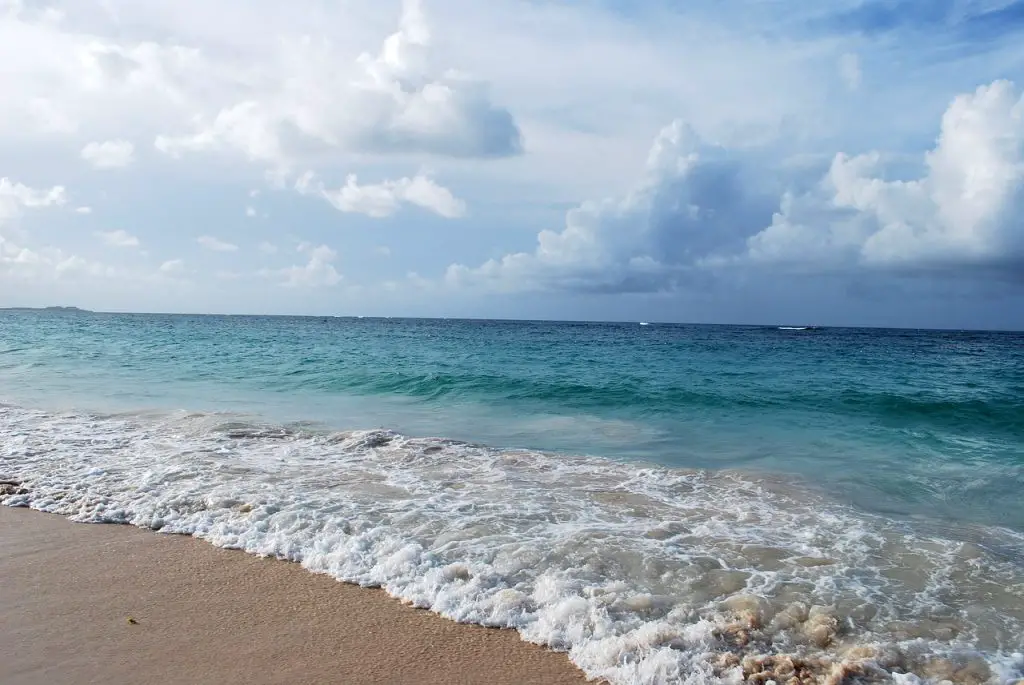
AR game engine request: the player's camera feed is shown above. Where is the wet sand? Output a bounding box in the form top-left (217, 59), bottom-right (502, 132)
top-left (0, 506), bottom-right (590, 685)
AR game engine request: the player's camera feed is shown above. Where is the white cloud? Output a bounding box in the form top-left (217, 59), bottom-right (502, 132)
top-left (95, 229), bottom-right (140, 247)
top-left (839, 53), bottom-right (861, 92)
top-left (0, 0), bottom-right (941, 210)
top-left (297, 172), bottom-right (466, 218)
top-left (375, 245), bottom-right (392, 257)
top-left (81, 140), bottom-right (135, 169)
top-left (0, 177), bottom-right (84, 284)
top-left (0, 6), bottom-right (216, 146)
top-left (154, 101), bottom-right (284, 163)
top-left (257, 241), bottom-right (278, 255)
top-left (1, 246), bottom-right (191, 285)
top-left (1, 238), bottom-right (102, 282)
top-left (159, 259), bottom-right (184, 274)
top-left (748, 80), bottom-right (1024, 270)
top-left (0, 0), bottom-right (868, 217)
top-left (448, 79), bottom-right (1024, 294)
top-left (0, 177), bottom-right (67, 224)
top-left (245, 206), bottom-right (257, 217)
top-left (262, 243), bottom-right (341, 287)
top-left (3, 1), bottom-right (1023, 322)
top-left (445, 120), bottom-right (763, 292)
top-left (0, 234), bottom-right (161, 285)
top-left (75, 206), bottom-right (93, 214)
top-left (197, 235), bottom-right (239, 252)
top-left (153, 0), bottom-right (521, 167)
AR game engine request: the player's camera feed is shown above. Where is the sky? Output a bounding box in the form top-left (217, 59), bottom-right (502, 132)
top-left (2, 0), bottom-right (1024, 329)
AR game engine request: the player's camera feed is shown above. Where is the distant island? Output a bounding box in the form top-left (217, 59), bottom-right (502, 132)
top-left (0, 306), bottom-right (92, 313)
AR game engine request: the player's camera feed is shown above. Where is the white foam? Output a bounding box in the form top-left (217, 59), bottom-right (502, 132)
top-left (1, 404), bottom-right (1022, 685)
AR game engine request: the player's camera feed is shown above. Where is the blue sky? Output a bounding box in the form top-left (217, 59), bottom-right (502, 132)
top-left (1, 0), bottom-right (1023, 329)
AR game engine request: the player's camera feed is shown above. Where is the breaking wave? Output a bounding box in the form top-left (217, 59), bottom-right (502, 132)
top-left (2, 404), bottom-right (1022, 685)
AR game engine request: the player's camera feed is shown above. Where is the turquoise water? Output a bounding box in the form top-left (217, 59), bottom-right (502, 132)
top-left (2, 311), bottom-right (1023, 684)
top-left (3, 311), bottom-right (1021, 528)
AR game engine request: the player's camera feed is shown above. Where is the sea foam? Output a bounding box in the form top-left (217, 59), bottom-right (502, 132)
top-left (2, 403), bottom-right (1022, 685)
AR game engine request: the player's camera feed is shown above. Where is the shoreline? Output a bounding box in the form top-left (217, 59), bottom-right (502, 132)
top-left (0, 506), bottom-right (591, 685)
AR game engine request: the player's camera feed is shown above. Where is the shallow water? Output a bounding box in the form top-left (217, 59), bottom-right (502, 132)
top-left (1, 311), bottom-right (1022, 684)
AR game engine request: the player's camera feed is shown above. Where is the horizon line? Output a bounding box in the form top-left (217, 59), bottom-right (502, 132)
top-left (1, 306), bottom-right (1021, 333)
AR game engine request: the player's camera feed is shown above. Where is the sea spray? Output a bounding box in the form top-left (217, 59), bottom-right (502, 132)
top-left (3, 404), bottom-right (1022, 685)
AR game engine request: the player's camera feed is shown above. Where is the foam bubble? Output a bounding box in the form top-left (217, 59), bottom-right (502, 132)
top-left (2, 404), bottom-right (1022, 685)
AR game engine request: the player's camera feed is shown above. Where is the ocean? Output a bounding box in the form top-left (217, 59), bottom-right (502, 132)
top-left (1, 311), bottom-right (1022, 684)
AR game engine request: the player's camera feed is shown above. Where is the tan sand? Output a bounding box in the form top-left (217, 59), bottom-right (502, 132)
top-left (0, 506), bottom-right (590, 685)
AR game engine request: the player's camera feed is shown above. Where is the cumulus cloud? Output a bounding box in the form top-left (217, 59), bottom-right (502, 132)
top-left (0, 177), bottom-right (187, 287)
top-left (262, 243), bottom-right (341, 287)
top-left (159, 259), bottom-right (184, 274)
top-left (1, 238), bottom-right (106, 282)
top-left (1, 240), bottom-right (185, 285)
top-left (447, 80), bottom-right (1024, 293)
top-left (6, 0), bottom-right (519, 174)
top-left (4, 2), bottom-right (1022, 319)
top-left (0, 177), bottom-right (67, 224)
top-left (154, 0), bottom-right (521, 167)
top-left (95, 229), bottom-right (140, 247)
top-left (197, 235), bottom-right (238, 252)
top-left (81, 140), bottom-right (135, 169)
top-left (0, 7), bottom-right (210, 145)
top-left (297, 171), bottom-right (466, 218)
top-left (748, 80), bottom-right (1024, 271)
top-left (0, 177), bottom-right (84, 282)
top-left (154, 102), bottom-right (284, 162)
top-left (445, 120), bottom-right (771, 292)
top-left (2, 230), bottom-right (125, 285)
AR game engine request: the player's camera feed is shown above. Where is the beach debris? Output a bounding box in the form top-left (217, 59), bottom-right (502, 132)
top-left (714, 594), bottom-right (777, 649)
top-left (0, 479), bottom-right (28, 497)
top-left (126, 617), bottom-right (139, 625)
top-left (922, 656), bottom-right (992, 685)
top-left (708, 598), bottom-right (896, 685)
top-left (734, 653), bottom-right (880, 685)
top-left (709, 635), bottom-right (1002, 685)
top-left (804, 606), bottom-right (840, 648)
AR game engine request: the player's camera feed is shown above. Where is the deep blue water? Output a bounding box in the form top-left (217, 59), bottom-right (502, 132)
top-left (2, 310), bottom-right (1021, 530)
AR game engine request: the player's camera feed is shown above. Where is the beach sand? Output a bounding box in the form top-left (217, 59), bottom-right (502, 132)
top-left (0, 506), bottom-right (590, 685)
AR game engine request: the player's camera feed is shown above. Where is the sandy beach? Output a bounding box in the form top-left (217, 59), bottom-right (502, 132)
top-left (0, 506), bottom-right (590, 685)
